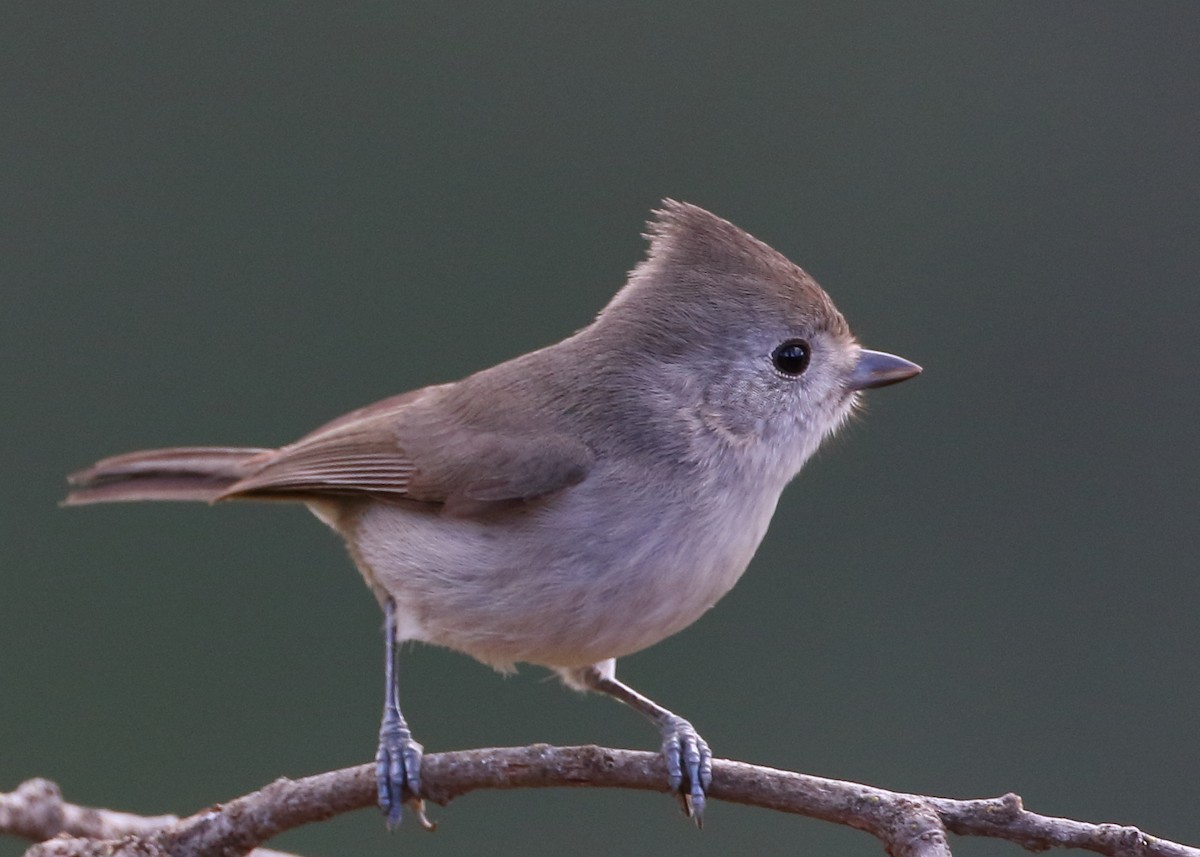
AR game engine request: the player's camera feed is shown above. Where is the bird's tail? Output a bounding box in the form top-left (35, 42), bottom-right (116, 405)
top-left (64, 446), bottom-right (273, 505)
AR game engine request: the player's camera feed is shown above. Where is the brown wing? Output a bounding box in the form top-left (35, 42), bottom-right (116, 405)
top-left (219, 390), bottom-right (593, 509)
top-left (221, 416), bottom-right (418, 498)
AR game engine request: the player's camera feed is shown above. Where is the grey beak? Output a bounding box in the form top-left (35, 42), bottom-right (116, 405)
top-left (848, 349), bottom-right (922, 390)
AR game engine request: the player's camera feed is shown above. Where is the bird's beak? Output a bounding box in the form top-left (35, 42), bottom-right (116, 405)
top-left (847, 349), bottom-right (922, 390)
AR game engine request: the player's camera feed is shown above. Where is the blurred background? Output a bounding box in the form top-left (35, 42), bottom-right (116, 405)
top-left (2, 4), bottom-right (1198, 856)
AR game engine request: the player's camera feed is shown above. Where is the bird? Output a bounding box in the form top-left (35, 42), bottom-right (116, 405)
top-left (65, 200), bottom-right (921, 826)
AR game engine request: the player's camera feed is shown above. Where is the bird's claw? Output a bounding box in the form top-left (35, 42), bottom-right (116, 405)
top-left (660, 716), bottom-right (713, 825)
top-left (376, 717), bottom-right (424, 830)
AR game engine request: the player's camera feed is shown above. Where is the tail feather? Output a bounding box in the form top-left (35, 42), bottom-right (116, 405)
top-left (64, 446), bottom-right (273, 505)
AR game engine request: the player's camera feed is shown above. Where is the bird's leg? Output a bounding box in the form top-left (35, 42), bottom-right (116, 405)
top-left (578, 663), bottom-right (713, 824)
top-left (376, 597), bottom-right (424, 829)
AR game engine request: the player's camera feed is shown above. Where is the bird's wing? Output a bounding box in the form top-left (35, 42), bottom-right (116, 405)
top-left (220, 393), bottom-right (593, 512)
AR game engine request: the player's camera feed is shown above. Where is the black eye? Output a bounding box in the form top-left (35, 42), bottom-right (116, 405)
top-left (772, 339), bottom-right (811, 376)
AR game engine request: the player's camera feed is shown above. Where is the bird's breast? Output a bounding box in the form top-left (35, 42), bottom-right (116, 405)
top-left (345, 462), bottom-right (784, 669)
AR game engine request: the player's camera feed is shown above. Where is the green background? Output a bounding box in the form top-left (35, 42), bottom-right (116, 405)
top-left (3, 4), bottom-right (1198, 856)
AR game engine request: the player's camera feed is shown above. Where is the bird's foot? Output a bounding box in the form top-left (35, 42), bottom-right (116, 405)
top-left (376, 715), bottom-right (425, 830)
top-left (660, 715), bottom-right (713, 825)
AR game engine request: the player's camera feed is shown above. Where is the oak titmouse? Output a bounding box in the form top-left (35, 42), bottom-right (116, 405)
top-left (66, 201), bottom-right (920, 824)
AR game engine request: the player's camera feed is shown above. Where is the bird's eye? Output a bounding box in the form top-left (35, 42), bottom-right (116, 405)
top-left (771, 339), bottom-right (811, 376)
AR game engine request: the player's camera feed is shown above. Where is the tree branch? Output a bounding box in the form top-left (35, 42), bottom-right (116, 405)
top-left (4, 745), bottom-right (1196, 857)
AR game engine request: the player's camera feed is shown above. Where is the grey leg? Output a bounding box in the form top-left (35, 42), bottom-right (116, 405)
top-left (579, 665), bottom-right (714, 823)
top-left (376, 597), bottom-right (424, 828)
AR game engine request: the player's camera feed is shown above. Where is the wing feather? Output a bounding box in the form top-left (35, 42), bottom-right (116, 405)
top-left (217, 390), bottom-right (593, 510)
